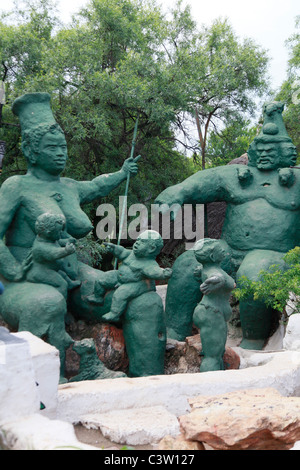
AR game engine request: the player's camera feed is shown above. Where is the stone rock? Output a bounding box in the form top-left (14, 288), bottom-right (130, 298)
top-left (286, 293), bottom-right (300, 317)
top-left (157, 434), bottom-right (205, 450)
top-left (0, 414), bottom-right (98, 450)
top-left (0, 327), bottom-right (40, 422)
top-left (283, 314), bottom-right (300, 351)
top-left (66, 321), bottom-right (128, 378)
top-left (80, 406), bottom-right (180, 446)
top-left (164, 334), bottom-right (240, 374)
top-left (179, 388), bottom-right (300, 450)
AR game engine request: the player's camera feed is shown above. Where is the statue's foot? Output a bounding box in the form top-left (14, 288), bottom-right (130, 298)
top-left (200, 357), bottom-right (224, 372)
top-left (167, 327), bottom-right (187, 342)
top-left (239, 338), bottom-right (266, 350)
top-left (102, 311), bottom-right (120, 322)
top-left (87, 294), bottom-right (104, 305)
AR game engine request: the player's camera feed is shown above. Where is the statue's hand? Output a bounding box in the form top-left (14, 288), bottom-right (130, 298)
top-left (65, 243), bottom-right (76, 255)
top-left (103, 242), bottom-right (116, 253)
top-left (121, 155), bottom-right (141, 176)
top-left (59, 237), bottom-right (76, 247)
top-left (163, 268), bottom-right (173, 279)
top-left (200, 276), bottom-right (223, 295)
top-left (193, 264), bottom-right (203, 281)
top-left (12, 264), bottom-right (25, 282)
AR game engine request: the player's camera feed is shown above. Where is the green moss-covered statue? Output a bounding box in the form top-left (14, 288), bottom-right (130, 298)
top-left (89, 230), bottom-right (172, 322)
top-left (96, 230), bottom-right (171, 377)
top-left (192, 239), bottom-right (235, 371)
top-left (155, 102), bottom-right (299, 349)
top-left (25, 212), bottom-right (81, 298)
top-left (0, 92), bottom-right (142, 381)
top-left (69, 338), bottom-right (126, 382)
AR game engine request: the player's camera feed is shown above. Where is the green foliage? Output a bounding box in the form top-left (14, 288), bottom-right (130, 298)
top-left (0, 0), bottom-right (271, 218)
top-left (234, 247), bottom-right (300, 314)
top-left (180, 16), bottom-right (270, 167)
top-left (276, 16), bottom-right (300, 162)
top-left (76, 233), bottom-right (107, 269)
top-left (0, 0), bottom-right (195, 201)
top-left (205, 118), bottom-right (258, 167)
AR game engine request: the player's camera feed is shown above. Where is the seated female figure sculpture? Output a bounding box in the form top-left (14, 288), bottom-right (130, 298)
top-left (0, 92), bottom-right (141, 381)
top-left (155, 101), bottom-right (299, 350)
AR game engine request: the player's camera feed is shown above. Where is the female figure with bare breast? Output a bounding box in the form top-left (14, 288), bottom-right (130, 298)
top-left (0, 93), bottom-right (140, 380)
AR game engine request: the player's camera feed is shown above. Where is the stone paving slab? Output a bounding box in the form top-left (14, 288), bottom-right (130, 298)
top-left (81, 405), bottom-right (180, 446)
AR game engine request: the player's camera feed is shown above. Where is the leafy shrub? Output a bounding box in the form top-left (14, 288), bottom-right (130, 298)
top-left (76, 234), bottom-right (107, 269)
top-left (234, 247), bottom-right (300, 314)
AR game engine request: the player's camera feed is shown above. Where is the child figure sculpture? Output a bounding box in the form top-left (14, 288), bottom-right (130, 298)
top-left (192, 239), bottom-right (236, 372)
top-left (88, 230), bottom-right (172, 322)
top-left (26, 212), bottom-right (81, 298)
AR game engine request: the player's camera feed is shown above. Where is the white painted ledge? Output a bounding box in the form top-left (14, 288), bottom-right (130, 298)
top-left (57, 349), bottom-right (300, 423)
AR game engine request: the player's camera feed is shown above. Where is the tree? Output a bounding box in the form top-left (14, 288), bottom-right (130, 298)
top-left (276, 16), bottom-right (300, 162)
top-left (164, 6), bottom-right (270, 168)
top-left (0, 0), bottom-right (270, 217)
top-left (0, 0), bottom-right (195, 219)
top-left (205, 118), bottom-right (258, 167)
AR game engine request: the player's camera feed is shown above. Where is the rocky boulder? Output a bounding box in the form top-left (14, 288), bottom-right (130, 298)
top-left (165, 334), bottom-right (240, 374)
top-left (177, 388), bottom-right (300, 450)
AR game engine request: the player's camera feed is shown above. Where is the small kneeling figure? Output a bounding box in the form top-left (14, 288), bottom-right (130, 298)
top-left (192, 239), bottom-right (236, 372)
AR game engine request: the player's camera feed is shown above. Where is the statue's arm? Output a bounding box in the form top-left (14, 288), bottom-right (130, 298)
top-left (75, 156), bottom-right (140, 205)
top-left (0, 177), bottom-right (23, 281)
top-left (103, 242), bottom-right (130, 260)
top-left (36, 243), bottom-right (75, 262)
top-left (154, 166), bottom-right (228, 209)
top-left (142, 263), bottom-right (172, 280)
top-left (200, 274), bottom-right (225, 295)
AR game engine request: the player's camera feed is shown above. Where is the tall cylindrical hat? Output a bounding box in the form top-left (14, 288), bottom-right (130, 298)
top-left (11, 92), bottom-right (57, 136)
top-left (255, 101), bottom-right (292, 143)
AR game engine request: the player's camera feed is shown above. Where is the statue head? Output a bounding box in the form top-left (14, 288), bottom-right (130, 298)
top-left (193, 238), bottom-right (228, 265)
top-left (133, 230), bottom-right (164, 259)
top-left (35, 212), bottom-right (66, 241)
top-left (248, 101), bottom-right (297, 170)
top-left (12, 93), bottom-right (68, 175)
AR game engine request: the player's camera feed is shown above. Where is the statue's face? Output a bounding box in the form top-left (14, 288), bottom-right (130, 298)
top-left (280, 142), bottom-right (298, 167)
top-left (256, 142), bottom-right (282, 170)
top-left (47, 220), bottom-right (64, 241)
top-left (194, 244), bottom-right (225, 264)
top-left (36, 130), bottom-right (68, 175)
top-left (133, 237), bottom-right (156, 258)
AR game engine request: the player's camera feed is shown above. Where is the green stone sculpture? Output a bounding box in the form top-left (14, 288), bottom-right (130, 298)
top-left (155, 102), bottom-right (299, 350)
top-left (69, 338), bottom-right (126, 382)
top-left (93, 230), bottom-right (172, 322)
top-left (92, 230), bottom-right (171, 377)
top-left (0, 92), bottom-right (142, 381)
top-left (25, 212), bottom-right (81, 298)
top-left (192, 239), bottom-right (235, 371)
